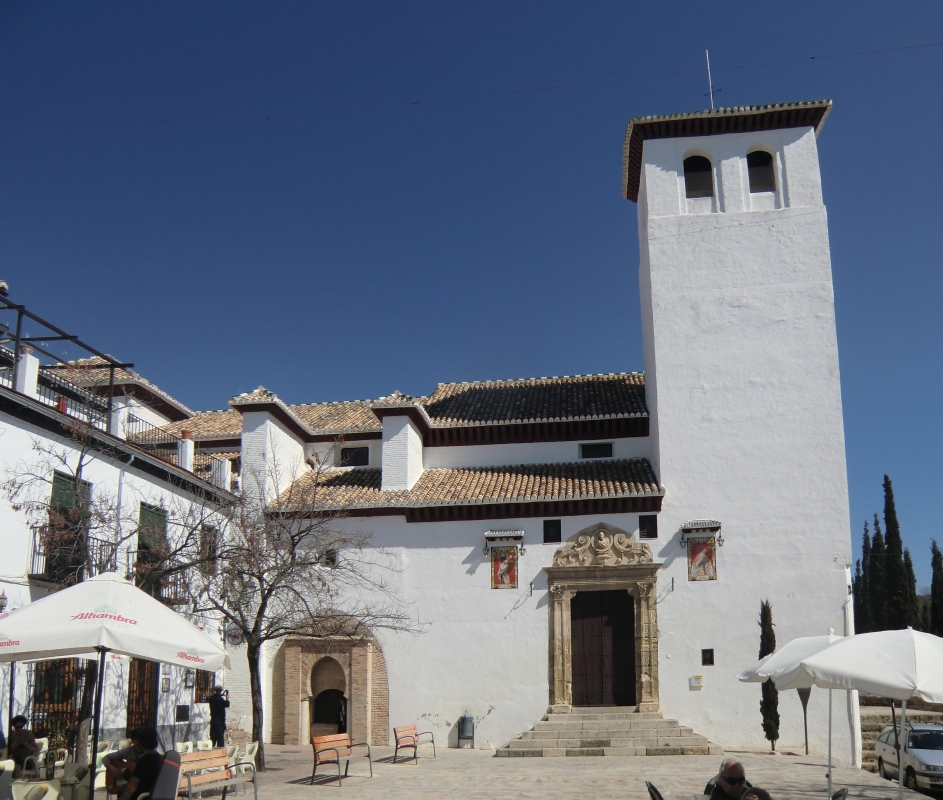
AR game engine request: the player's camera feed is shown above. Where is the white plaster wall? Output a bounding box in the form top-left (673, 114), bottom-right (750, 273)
top-left (381, 416), bottom-right (423, 491)
top-left (0, 406), bottom-right (229, 741)
top-left (637, 127), bottom-right (856, 763)
top-left (240, 411), bottom-right (306, 501)
top-left (250, 512), bottom-right (651, 749)
top-left (306, 440), bottom-right (381, 468)
top-left (422, 435), bottom-right (650, 469)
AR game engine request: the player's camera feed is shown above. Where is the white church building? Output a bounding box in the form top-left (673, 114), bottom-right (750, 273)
top-left (0, 99), bottom-right (859, 763)
top-left (166, 99), bottom-right (858, 761)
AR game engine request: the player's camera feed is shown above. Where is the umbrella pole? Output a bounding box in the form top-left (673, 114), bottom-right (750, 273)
top-left (89, 647), bottom-right (108, 793)
top-left (7, 661), bottom-right (15, 745)
top-left (828, 688), bottom-right (833, 798)
top-left (898, 700), bottom-right (907, 800)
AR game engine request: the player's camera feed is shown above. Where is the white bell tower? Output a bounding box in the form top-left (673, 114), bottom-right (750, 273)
top-left (623, 102), bottom-right (860, 763)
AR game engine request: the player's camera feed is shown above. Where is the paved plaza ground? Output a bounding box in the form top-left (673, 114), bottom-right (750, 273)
top-left (254, 744), bottom-right (922, 800)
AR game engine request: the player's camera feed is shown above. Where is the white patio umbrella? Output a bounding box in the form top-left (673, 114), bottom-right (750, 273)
top-left (0, 572), bottom-right (230, 789)
top-left (775, 628), bottom-right (943, 800)
top-left (739, 632), bottom-right (844, 797)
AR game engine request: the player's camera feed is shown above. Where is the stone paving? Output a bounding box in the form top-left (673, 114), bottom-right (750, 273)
top-left (255, 744), bottom-right (924, 800)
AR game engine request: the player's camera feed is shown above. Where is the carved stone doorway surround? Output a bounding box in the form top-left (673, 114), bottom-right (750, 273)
top-left (545, 522), bottom-right (660, 713)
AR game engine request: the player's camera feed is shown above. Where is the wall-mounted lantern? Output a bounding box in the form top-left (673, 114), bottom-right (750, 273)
top-left (482, 530), bottom-right (525, 556)
top-left (679, 519), bottom-right (723, 548)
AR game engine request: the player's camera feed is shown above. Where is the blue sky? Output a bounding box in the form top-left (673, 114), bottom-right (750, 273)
top-left (1, 2), bottom-right (941, 584)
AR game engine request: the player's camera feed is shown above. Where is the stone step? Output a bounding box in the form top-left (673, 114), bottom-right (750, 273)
top-left (508, 736), bottom-right (710, 749)
top-left (522, 726), bottom-right (693, 739)
top-left (567, 706), bottom-right (645, 714)
top-left (496, 744), bottom-right (714, 758)
top-left (545, 711), bottom-right (664, 722)
top-left (536, 718), bottom-right (684, 731)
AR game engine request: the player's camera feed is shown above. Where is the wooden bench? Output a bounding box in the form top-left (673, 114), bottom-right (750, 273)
top-left (177, 747), bottom-right (257, 800)
top-left (393, 725), bottom-right (436, 763)
top-left (310, 734), bottom-right (372, 786)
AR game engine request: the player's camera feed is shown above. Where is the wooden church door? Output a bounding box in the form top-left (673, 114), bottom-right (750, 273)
top-left (571, 590), bottom-right (636, 706)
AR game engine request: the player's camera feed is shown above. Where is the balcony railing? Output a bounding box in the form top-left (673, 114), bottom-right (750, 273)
top-left (35, 367), bottom-right (110, 430)
top-left (29, 531), bottom-right (118, 585)
top-left (124, 414), bottom-right (181, 466)
top-left (126, 550), bottom-right (191, 607)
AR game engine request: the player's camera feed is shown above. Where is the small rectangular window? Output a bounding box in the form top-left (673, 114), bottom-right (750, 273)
top-left (639, 515), bottom-right (658, 539)
top-left (543, 520), bottom-right (562, 543)
top-left (340, 447), bottom-right (369, 467)
top-left (580, 442), bottom-right (613, 459)
top-left (194, 669), bottom-right (215, 703)
top-left (175, 704), bottom-right (190, 723)
top-left (747, 151), bottom-right (776, 193)
top-left (701, 648), bottom-right (715, 666)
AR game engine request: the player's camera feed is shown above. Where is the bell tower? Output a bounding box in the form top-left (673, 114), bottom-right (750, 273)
top-left (623, 102), bottom-right (859, 762)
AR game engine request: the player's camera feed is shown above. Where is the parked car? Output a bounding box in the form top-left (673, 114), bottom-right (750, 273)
top-left (875, 722), bottom-right (943, 791)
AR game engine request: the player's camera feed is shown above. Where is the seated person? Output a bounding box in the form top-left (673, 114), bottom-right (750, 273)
top-left (706, 758), bottom-right (752, 800)
top-left (742, 790), bottom-right (772, 800)
top-left (117, 727), bottom-right (162, 800)
top-left (104, 728), bottom-right (146, 795)
top-left (8, 715), bottom-right (40, 779)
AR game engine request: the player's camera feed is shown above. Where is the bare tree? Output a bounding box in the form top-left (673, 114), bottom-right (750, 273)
top-left (181, 446), bottom-right (418, 770)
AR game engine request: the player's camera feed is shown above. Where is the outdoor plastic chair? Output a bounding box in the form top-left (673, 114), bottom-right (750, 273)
top-left (0, 763), bottom-right (13, 800)
top-left (645, 781), bottom-right (665, 800)
top-left (115, 739), bottom-right (132, 750)
top-left (195, 740), bottom-right (213, 751)
top-left (11, 779), bottom-right (60, 800)
top-left (242, 742), bottom-right (258, 768)
top-left (175, 743), bottom-right (193, 755)
top-left (61, 764), bottom-right (89, 800)
top-left (225, 745), bottom-right (238, 765)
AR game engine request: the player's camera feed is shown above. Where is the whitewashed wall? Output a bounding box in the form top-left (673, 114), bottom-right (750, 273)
top-left (637, 126), bottom-right (857, 763)
top-left (0, 406), bottom-right (226, 745)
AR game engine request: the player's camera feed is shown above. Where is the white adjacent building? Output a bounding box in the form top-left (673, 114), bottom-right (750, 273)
top-left (0, 99), bottom-right (859, 763)
top-left (0, 328), bottom-right (233, 748)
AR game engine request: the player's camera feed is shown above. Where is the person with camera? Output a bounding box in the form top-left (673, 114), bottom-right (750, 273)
top-left (207, 685), bottom-right (230, 747)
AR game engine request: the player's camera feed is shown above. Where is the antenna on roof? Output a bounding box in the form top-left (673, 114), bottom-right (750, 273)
top-left (704, 50), bottom-right (720, 110)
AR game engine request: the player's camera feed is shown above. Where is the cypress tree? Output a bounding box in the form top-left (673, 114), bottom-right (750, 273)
top-left (853, 560), bottom-right (865, 633)
top-left (869, 515), bottom-right (887, 631)
top-left (932, 541), bottom-right (943, 637)
top-left (883, 475), bottom-right (910, 630)
top-left (759, 600), bottom-right (779, 751)
top-left (855, 522), bottom-right (872, 633)
top-left (903, 549), bottom-right (919, 629)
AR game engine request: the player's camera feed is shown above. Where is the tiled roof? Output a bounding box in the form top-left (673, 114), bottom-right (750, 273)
top-left (163, 373), bottom-right (648, 441)
top-left (278, 458), bottom-right (661, 511)
top-left (164, 410), bottom-right (242, 440)
top-left (193, 451), bottom-right (241, 476)
top-left (420, 373), bottom-right (646, 426)
top-left (49, 356), bottom-right (194, 419)
top-left (291, 401), bottom-right (380, 433)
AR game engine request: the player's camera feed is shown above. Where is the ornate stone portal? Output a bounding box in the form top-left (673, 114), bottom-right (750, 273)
top-left (545, 522), bottom-right (660, 712)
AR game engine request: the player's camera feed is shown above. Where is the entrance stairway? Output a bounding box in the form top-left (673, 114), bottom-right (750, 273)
top-left (497, 707), bottom-right (721, 757)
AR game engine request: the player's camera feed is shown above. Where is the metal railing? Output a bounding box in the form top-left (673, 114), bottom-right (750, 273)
top-left (125, 413), bottom-right (181, 466)
top-left (126, 549), bottom-right (191, 607)
top-left (29, 531), bottom-right (118, 585)
top-left (35, 366), bottom-right (110, 429)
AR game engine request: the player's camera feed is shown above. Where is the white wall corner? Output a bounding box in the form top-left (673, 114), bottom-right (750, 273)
top-left (381, 414), bottom-right (424, 491)
top-left (13, 346), bottom-right (39, 398)
top-left (239, 410), bottom-right (306, 502)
